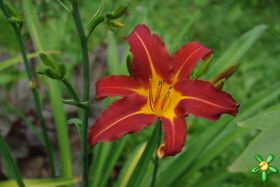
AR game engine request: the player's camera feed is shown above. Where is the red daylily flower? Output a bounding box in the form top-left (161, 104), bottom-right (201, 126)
top-left (88, 24), bottom-right (239, 157)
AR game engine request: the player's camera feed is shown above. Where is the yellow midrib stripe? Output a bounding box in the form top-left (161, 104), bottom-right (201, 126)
top-left (183, 96), bottom-right (233, 110)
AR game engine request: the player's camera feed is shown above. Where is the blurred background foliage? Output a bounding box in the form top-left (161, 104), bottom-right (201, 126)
top-left (0, 0), bottom-right (280, 187)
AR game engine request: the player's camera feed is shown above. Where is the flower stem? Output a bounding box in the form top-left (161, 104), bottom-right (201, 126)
top-left (62, 78), bottom-right (80, 101)
top-left (0, 135), bottom-right (25, 187)
top-left (0, 2), bottom-right (56, 176)
top-left (71, 1), bottom-right (90, 186)
top-left (150, 124), bottom-right (162, 187)
top-left (15, 28), bottom-right (57, 177)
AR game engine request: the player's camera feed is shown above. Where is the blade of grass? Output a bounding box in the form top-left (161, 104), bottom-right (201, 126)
top-left (114, 143), bottom-right (146, 187)
top-left (126, 121), bottom-right (161, 187)
top-left (98, 138), bottom-right (128, 187)
top-left (22, 0), bottom-right (73, 184)
top-left (0, 135), bottom-right (25, 187)
top-left (0, 177), bottom-right (79, 187)
top-left (89, 142), bottom-right (113, 187)
top-left (206, 24), bottom-right (267, 79)
top-left (0, 50), bottom-right (59, 71)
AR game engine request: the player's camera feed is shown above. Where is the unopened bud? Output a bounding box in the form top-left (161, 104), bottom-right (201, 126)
top-left (110, 20), bottom-right (124, 28)
top-left (213, 78), bottom-right (225, 90)
top-left (126, 55), bottom-right (133, 75)
top-left (45, 68), bottom-right (60, 79)
top-left (211, 63), bottom-right (239, 83)
top-left (106, 6), bottom-right (127, 20)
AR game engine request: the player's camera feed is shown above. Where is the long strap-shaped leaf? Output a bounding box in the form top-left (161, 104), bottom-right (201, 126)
top-left (156, 83), bottom-right (280, 187)
top-left (0, 177), bottom-right (79, 187)
top-left (126, 121), bottom-right (161, 187)
top-left (206, 24), bottom-right (267, 79)
top-left (22, 0), bottom-right (73, 184)
top-left (0, 135), bottom-right (25, 187)
top-left (0, 51), bottom-right (59, 72)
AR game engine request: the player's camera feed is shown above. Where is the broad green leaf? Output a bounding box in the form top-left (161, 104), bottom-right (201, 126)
top-left (237, 108), bottom-right (280, 130)
top-left (0, 51), bottom-right (59, 72)
top-left (229, 109), bottom-right (280, 173)
top-left (206, 24), bottom-right (267, 79)
top-left (229, 125), bottom-right (280, 173)
top-left (0, 177), bottom-right (79, 187)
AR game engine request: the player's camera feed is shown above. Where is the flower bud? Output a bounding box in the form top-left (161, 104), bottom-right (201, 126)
top-left (39, 52), bottom-right (56, 69)
top-left (211, 63), bottom-right (239, 83)
top-left (45, 68), bottom-right (61, 80)
top-left (106, 6), bottom-right (127, 20)
top-left (126, 55), bottom-right (133, 76)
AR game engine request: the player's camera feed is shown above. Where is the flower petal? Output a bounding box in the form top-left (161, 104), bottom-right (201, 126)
top-left (88, 94), bottom-right (157, 145)
top-left (96, 75), bottom-right (146, 99)
top-left (266, 154), bottom-right (274, 163)
top-left (174, 80), bottom-right (238, 121)
top-left (251, 166), bottom-right (260, 173)
top-left (269, 166), bottom-right (279, 173)
top-left (173, 42), bottom-right (212, 81)
top-left (262, 171), bottom-right (267, 182)
top-left (255, 154), bottom-right (264, 163)
top-left (126, 24), bottom-right (172, 82)
top-left (160, 116), bottom-right (187, 156)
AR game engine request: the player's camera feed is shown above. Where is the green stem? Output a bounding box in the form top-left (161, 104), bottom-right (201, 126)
top-left (16, 28), bottom-right (56, 177)
top-left (0, 1), bottom-right (56, 176)
top-left (0, 135), bottom-right (25, 187)
top-left (72, 1), bottom-right (90, 186)
top-left (62, 78), bottom-right (80, 101)
top-left (150, 124), bottom-right (162, 187)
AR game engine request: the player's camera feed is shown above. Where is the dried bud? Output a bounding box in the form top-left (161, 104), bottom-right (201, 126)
top-left (157, 144), bottom-right (166, 159)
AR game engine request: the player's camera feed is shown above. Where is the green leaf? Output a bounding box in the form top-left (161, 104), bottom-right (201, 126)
top-left (156, 83), bottom-right (280, 187)
top-left (126, 122), bottom-right (161, 187)
top-left (237, 110), bottom-right (280, 130)
top-left (0, 51), bottom-right (59, 72)
top-left (206, 24), bottom-right (267, 79)
top-left (98, 138), bottom-right (128, 187)
top-left (0, 177), bottom-right (79, 187)
top-left (22, 1), bottom-right (73, 184)
top-left (229, 110), bottom-right (280, 173)
top-left (114, 143), bottom-right (146, 187)
top-left (0, 135), bottom-right (25, 187)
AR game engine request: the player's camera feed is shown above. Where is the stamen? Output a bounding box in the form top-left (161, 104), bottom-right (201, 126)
top-left (149, 78), bottom-right (154, 111)
top-left (154, 81), bottom-right (163, 105)
top-left (161, 86), bottom-right (172, 109)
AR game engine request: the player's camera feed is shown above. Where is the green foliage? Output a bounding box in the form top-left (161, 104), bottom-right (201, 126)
top-left (1, 0), bottom-right (280, 187)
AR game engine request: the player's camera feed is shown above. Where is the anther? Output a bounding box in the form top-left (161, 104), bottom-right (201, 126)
top-left (154, 80), bottom-right (163, 105)
top-left (161, 87), bottom-right (172, 110)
